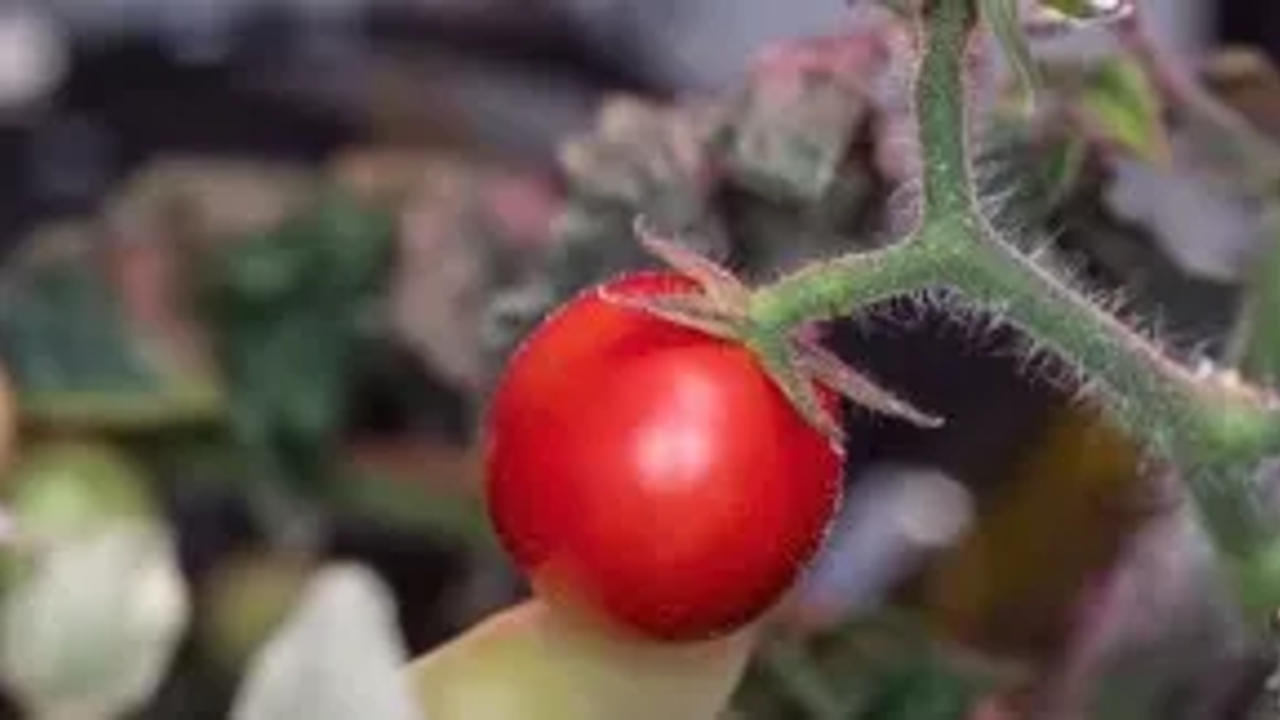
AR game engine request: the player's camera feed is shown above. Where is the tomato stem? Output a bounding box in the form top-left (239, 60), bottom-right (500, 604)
top-left (746, 0), bottom-right (1280, 613)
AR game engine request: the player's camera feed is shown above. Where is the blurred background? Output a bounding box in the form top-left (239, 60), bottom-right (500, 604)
top-left (0, 1), bottom-right (1279, 718)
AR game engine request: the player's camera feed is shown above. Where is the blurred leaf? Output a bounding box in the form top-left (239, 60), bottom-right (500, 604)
top-left (981, 0), bottom-right (1038, 112)
top-left (739, 613), bottom-right (1019, 720)
top-left (725, 39), bottom-right (874, 203)
top-left (555, 96), bottom-right (727, 259)
top-left (200, 553), bottom-right (313, 672)
top-left (484, 96), bottom-right (731, 365)
top-left (1040, 134), bottom-right (1088, 207)
top-left (860, 660), bottom-right (981, 720)
top-left (201, 192), bottom-right (395, 485)
top-left (21, 384), bottom-right (223, 430)
top-left (977, 121), bottom-right (1087, 230)
top-left (0, 234), bottom-right (223, 429)
top-left (230, 564), bottom-right (421, 720)
top-left (406, 600), bottom-right (753, 720)
top-left (560, 96), bottom-right (722, 217)
top-left (0, 366), bottom-right (13, 475)
top-left (334, 468), bottom-right (494, 553)
top-left (0, 248), bottom-right (147, 391)
top-left (1236, 211), bottom-right (1280, 386)
top-left (756, 641), bottom-right (849, 720)
top-left (1080, 58), bottom-right (1170, 165)
top-left (0, 522), bottom-right (189, 718)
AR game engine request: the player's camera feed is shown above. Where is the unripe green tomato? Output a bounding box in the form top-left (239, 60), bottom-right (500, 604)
top-left (4, 442), bottom-right (155, 542)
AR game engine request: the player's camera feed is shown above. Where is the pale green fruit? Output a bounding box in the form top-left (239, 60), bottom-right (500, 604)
top-left (200, 553), bottom-right (313, 672)
top-left (5, 442), bottom-right (154, 541)
top-left (405, 600), bottom-right (756, 720)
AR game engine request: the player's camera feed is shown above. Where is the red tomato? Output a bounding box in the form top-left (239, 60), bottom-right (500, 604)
top-left (485, 271), bottom-right (842, 640)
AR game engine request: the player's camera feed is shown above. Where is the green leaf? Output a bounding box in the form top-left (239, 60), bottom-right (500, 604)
top-left (231, 564), bottom-right (421, 720)
top-left (981, 0), bottom-right (1039, 111)
top-left (740, 612), bottom-right (1020, 720)
top-left (756, 641), bottom-right (849, 720)
top-left (1236, 209), bottom-right (1280, 386)
top-left (0, 522), bottom-right (189, 718)
top-left (1040, 133), bottom-right (1088, 206)
top-left (201, 192), bottom-right (395, 484)
top-left (333, 468), bottom-right (495, 553)
top-left (0, 241), bottom-right (223, 429)
top-left (1080, 57), bottom-right (1170, 164)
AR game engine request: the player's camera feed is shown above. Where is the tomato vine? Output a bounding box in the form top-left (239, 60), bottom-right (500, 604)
top-left (629, 0), bottom-right (1280, 620)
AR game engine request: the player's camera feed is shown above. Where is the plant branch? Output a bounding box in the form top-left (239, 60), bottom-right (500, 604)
top-left (916, 0), bottom-right (979, 221)
top-left (748, 0), bottom-right (1280, 591)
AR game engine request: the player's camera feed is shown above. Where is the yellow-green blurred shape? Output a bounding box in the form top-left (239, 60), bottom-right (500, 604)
top-left (0, 365), bottom-right (13, 473)
top-left (925, 404), bottom-right (1145, 657)
top-left (200, 553), bottom-right (313, 671)
top-left (406, 600), bottom-right (756, 720)
top-left (4, 442), bottom-right (155, 540)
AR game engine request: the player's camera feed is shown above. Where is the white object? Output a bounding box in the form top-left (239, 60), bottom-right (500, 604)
top-left (0, 3), bottom-right (67, 111)
top-left (231, 564), bottom-right (423, 720)
top-left (799, 464), bottom-right (975, 617)
top-left (0, 522), bottom-right (189, 718)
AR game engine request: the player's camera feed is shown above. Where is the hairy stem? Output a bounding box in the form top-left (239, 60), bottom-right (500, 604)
top-left (916, 0), bottom-right (979, 220)
top-left (749, 0), bottom-right (1280, 590)
top-left (945, 228), bottom-right (1202, 457)
top-left (950, 232), bottom-right (1278, 555)
top-left (750, 238), bottom-right (945, 330)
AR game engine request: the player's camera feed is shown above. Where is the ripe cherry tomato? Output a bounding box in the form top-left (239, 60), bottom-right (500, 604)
top-left (485, 272), bottom-right (842, 640)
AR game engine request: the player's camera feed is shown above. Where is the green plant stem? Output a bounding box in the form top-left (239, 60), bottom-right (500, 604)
top-left (943, 229), bottom-right (1203, 457)
top-left (749, 0), bottom-right (1280, 602)
top-left (916, 0), bottom-right (978, 221)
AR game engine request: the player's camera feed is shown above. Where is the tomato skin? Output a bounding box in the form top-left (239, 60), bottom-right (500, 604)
top-left (485, 272), bottom-right (842, 641)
